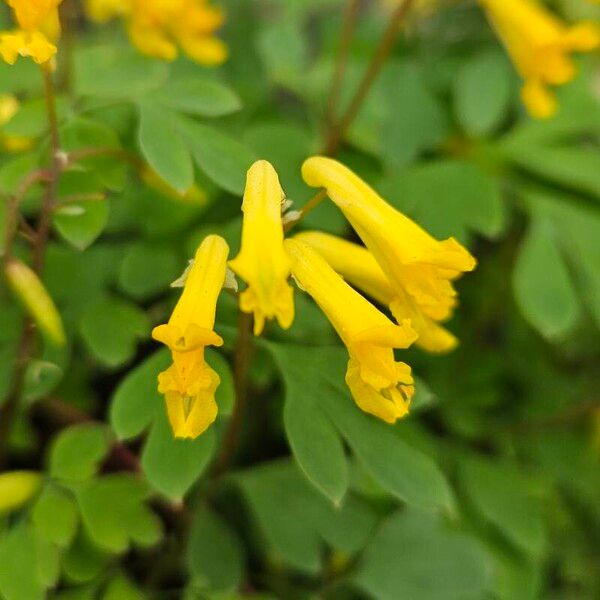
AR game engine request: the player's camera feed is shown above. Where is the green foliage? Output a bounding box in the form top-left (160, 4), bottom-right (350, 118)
top-left (1, 1), bottom-right (599, 598)
top-left (353, 509), bottom-right (491, 600)
top-left (270, 342), bottom-right (453, 510)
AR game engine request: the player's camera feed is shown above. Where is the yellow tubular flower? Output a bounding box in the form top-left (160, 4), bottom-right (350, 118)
top-left (6, 0), bottom-right (62, 31)
top-left (229, 160), bottom-right (295, 336)
top-left (479, 0), bottom-right (600, 118)
top-left (285, 239), bottom-right (418, 424)
top-left (0, 0), bottom-right (62, 64)
top-left (0, 29), bottom-right (56, 64)
top-left (152, 235), bottom-right (228, 439)
top-left (301, 157), bottom-right (476, 347)
top-left (294, 231), bottom-right (459, 353)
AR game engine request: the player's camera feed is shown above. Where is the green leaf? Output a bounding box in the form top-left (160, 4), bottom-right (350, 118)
top-left (49, 423), bottom-right (112, 482)
top-left (179, 117), bottom-right (256, 195)
top-left (102, 573), bottom-right (146, 600)
top-left (138, 102), bottom-right (194, 193)
top-left (380, 60), bottom-right (448, 169)
top-left (0, 522), bottom-right (60, 600)
top-left (74, 45), bottom-right (168, 99)
top-left (454, 48), bottom-right (512, 137)
top-left (110, 349), bottom-right (171, 440)
top-left (504, 145), bottom-right (600, 202)
top-left (0, 152), bottom-right (39, 195)
top-left (256, 20), bottom-right (307, 87)
top-left (187, 505), bottom-right (244, 592)
top-left (53, 199), bottom-right (109, 251)
top-left (79, 296), bottom-right (149, 368)
top-left (323, 378), bottom-right (454, 511)
top-left (513, 213), bottom-right (581, 339)
top-left (141, 409), bottom-right (216, 500)
top-left (268, 343), bottom-right (452, 510)
top-left (154, 78), bottom-right (242, 117)
top-left (525, 189), bottom-right (600, 329)
top-left (60, 117), bottom-right (126, 191)
top-left (77, 474), bottom-right (162, 554)
top-left (235, 459), bottom-right (377, 573)
top-left (460, 457), bottom-right (546, 556)
top-left (267, 343), bottom-right (348, 505)
top-left (62, 532), bottom-right (109, 584)
top-left (3, 96), bottom-right (68, 137)
top-left (32, 485), bottom-right (78, 547)
top-left (378, 160), bottom-right (505, 242)
top-left (354, 509), bottom-right (491, 600)
top-left (118, 243), bottom-right (180, 301)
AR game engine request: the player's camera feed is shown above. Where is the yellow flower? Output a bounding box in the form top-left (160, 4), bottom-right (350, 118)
top-left (0, 0), bottom-right (62, 64)
top-left (285, 238), bottom-right (418, 424)
top-left (0, 28), bottom-right (55, 64)
top-left (86, 0), bottom-right (228, 66)
top-left (301, 157), bottom-right (476, 350)
top-left (0, 94), bottom-right (33, 151)
top-left (294, 231), bottom-right (459, 353)
top-left (229, 160), bottom-right (295, 336)
top-left (479, 0), bottom-right (600, 118)
top-left (152, 235), bottom-right (228, 439)
top-left (6, 0), bottom-right (62, 31)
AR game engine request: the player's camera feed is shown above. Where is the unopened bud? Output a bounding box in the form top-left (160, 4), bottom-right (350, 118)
top-left (5, 258), bottom-right (66, 346)
top-left (224, 268), bottom-right (238, 292)
top-left (170, 259), bottom-right (194, 288)
top-left (0, 471), bottom-right (41, 515)
top-left (282, 210), bottom-right (302, 226)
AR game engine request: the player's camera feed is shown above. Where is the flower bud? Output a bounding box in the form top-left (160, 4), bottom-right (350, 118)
top-left (5, 258), bottom-right (66, 346)
top-left (0, 471), bottom-right (41, 515)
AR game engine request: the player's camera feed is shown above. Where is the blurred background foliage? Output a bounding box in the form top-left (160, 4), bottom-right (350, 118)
top-left (0, 0), bottom-right (599, 599)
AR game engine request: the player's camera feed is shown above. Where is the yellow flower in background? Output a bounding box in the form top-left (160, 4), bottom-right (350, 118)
top-left (152, 235), bottom-right (228, 439)
top-left (479, 0), bottom-right (600, 118)
top-left (229, 160), bottom-right (295, 336)
top-left (85, 0), bottom-right (228, 66)
top-left (0, 94), bottom-right (33, 152)
top-left (294, 231), bottom-right (459, 353)
top-left (301, 157), bottom-right (476, 350)
top-left (285, 238), bottom-right (418, 424)
top-left (6, 0), bottom-right (61, 31)
top-left (0, 0), bottom-right (62, 64)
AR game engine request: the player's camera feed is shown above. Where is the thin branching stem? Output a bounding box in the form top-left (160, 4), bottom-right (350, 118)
top-left (323, 0), bottom-right (415, 155)
top-left (0, 65), bottom-right (64, 466)
top-left (324, 0), bottom-right (361, 130)
top-left (286, 0), bottom-right (415, 231)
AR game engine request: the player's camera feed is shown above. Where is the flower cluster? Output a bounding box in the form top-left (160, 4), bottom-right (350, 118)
top-left (85, 0), bottom-right (227, 66)
top-left (154, 158), bottom-right (476, 438)
top-left (0, 0), bottom-right (62, 65)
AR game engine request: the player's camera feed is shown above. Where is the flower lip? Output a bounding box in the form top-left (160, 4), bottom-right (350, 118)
top-left (152, 323), bottom-right (223, 352)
